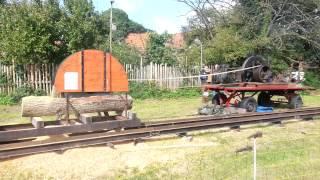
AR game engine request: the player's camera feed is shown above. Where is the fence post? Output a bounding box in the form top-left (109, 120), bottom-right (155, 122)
top-left (253, 138), bottom-right (257, 180)
top-left (248, 131), bottom-right (263, 180)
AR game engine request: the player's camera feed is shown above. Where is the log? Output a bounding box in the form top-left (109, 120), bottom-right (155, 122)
top-left (21, 95), bottom-right (133, 117)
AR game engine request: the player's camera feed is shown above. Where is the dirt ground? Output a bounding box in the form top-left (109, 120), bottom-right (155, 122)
top-left (0, 134), bottom-right (217, 179)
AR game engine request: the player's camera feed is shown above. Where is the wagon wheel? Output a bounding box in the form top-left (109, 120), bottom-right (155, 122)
top-left (288, 94), bottom-right (303, 109)
top-left (212, 93), bottom-right (227, 106)
top-left (242, 56), bottom-right (271, 82)
top-left (257, 92), bottom-right (272, 106)
top-left (239, 97), bottom-right (258, 112)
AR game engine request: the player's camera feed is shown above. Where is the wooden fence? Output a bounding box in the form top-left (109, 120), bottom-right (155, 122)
top-left (0, 62), bottom-right (206, 95)
top-left (125, 62), bottom-right (202, 89)
top-left (0, 63), bottom-right (58, 95)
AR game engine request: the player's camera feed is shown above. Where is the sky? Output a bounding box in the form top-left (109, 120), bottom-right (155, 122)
top-left (92, 0), bottom-right (192, 34)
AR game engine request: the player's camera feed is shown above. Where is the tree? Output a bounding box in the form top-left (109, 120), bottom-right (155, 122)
top-left (0, 0), bottom-right (66, 64)
top-left (179, 0), bottom-right (320, 71)
top-left (96, 8), bottom-right (147, 65)
top-left (61, 0), bottom-right (100, 54)
top-left (234, 0), bottom-right (320, 70)
top-left (99, 8), bottom-right (147, 42)
top-left (145, 33), bottom-right (177, 65)
top-left (98, 41), bottom-right (141, 64)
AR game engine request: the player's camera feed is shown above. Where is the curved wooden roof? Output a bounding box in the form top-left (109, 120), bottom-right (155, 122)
top-left (54, 49), bottom-right (128, 93)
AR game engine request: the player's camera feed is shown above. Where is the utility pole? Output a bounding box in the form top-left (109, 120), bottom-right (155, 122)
top-left (109, 0), bottom-right (114, 53)
top-left (194, 38), bottom-right (203, 68)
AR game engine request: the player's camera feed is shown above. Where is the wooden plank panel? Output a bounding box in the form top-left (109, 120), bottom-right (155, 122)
top-left (54, 52), bottom-right (82, 93)
top-left (109, 55), bottom-right (129, 92)
top-left (83, 50), bottom-right (105, 92)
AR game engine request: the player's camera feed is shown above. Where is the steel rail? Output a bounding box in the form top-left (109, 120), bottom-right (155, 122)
top-left (1, 107), bottom-right (320, 142)
top-left (0, 108), bottom-right (319, 159)
top-left (4, 107), bottom-right (319, 131)
top-left (144, 107), bottom-right (320, 127)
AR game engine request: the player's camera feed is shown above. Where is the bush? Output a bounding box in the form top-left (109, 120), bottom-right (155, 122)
top-left (0, 85), bottom-right (46, 105)
top-left (129, 82), bottom-right (201, 99)
top-left (10, 85), bottom-right (45, 103)
top-left (0, 94), bottom-right (15, 105)
top-left (303, 71), bottom-right (320, 89)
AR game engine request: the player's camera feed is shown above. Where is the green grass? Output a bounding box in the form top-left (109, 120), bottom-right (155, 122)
top-left (0, 95), bottom-right (320, 125)
top-left (107, 120), bottom-right (320, 179)
top-left (0, 104), bottom-right (29, 124)
top-left (132, 97), bottom-right (201, 121)
top-left (301, 95), bottom-right (320, 107)
top-left (1, 95), bottom-right (320, 179)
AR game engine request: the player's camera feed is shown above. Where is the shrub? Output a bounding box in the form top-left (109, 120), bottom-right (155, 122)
top-left (303, 71), bottom-right (320, 89)
top-left (0, 94), bottom-right (15, 105)
top-left (0, 85), bottom-right (46, 105)
top-left (129, 82), bottom-right (201, 99)
top-left (11, 85), bottom-right (46, 103)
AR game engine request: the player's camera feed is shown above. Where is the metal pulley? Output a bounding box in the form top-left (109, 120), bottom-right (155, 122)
top-left (241, 56), bottom-right (272, 82)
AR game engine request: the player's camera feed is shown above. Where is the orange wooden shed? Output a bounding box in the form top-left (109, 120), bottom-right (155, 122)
top-left (54, 49), bottom-right (128, 93)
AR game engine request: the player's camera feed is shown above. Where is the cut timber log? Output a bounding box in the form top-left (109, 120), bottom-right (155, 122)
top-left (21, 95), bottom-right (133, 117)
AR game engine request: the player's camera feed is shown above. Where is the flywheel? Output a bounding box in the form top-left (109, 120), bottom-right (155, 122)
top-left (241, 56), bottom-right (272, 82)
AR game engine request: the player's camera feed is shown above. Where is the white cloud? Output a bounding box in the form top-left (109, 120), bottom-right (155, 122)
top-left (114, 0), bottom-right (144, 13)
top-left (153, 16), bottom-right (182, 34)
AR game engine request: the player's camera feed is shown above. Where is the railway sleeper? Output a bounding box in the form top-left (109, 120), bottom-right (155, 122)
top-left (0, 112), bottom-right (141, 143)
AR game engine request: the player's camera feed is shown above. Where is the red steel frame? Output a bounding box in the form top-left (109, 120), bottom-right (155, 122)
top-left (203, 82), bottom-right (309, 107)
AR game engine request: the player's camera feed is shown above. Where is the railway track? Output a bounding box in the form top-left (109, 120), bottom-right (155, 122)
top-left (0, 107), bottom-right (320, 159)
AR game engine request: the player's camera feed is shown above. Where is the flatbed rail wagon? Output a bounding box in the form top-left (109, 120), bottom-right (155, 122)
top-left (204, 82), bottom-right (312, 112)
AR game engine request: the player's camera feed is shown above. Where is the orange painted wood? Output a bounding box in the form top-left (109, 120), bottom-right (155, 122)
top-left (54, 51), bottom-right (82, 93)
top-left (83, 50), bottom-right (105, 92)
top-left (54, 49), bottom-right (128, 93)
top-left (109, 56), bottom-right (129, 92)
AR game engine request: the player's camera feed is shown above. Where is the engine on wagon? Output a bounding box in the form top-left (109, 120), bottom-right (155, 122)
top-left (199, 55), bottom-right (311, 115)
top-left (203, 55), bottom-right (273, 84)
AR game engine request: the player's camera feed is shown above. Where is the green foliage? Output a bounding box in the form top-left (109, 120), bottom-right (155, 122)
top-left (99, 41), bottom-right (141, 64)
top-left (100, 8), bottom-right (147, 41)
top-left (10, 85), bottom-right (45, 103)
top-left (146, 33), bottom-right (177, 65)
top-left (0, 1), bottom-right (147, 65)
top-left (0, 73), bottom-right (7, 85)
top-left (204, 27), bottom-right (254, 64)
top-left (96, 8), bottom-right (147, 64)
top-left (0, 94), bottom-right (15, 105)
top-left (182, 0), bottom-right (320, 72)
top-left (0, 0), bottom-right (68, 64)
top-left (61, 0), bottom-right (100, 55)
top-left (0, 85), bottom-right (45, 105)
top-left (129, 82), bottom-right (201, 99)
top-left (303, 71), bottom-right (320, 88)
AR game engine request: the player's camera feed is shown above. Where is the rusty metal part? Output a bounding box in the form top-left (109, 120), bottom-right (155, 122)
top-left (0, 107), bottom-right (319, 159)
top-left (242, 56), bottom-right (272, 82)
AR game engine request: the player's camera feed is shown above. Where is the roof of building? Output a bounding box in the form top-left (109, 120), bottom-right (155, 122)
top-left (124, 32), bottom-right (150, 53)
top-left (168, 33), bottom-right (185, 49)
top-left (125, 32), bottom-right (185, 54)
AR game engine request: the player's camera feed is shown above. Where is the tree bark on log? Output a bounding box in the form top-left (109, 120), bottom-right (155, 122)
top-left (21, 95), bottom-right (133, 117)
